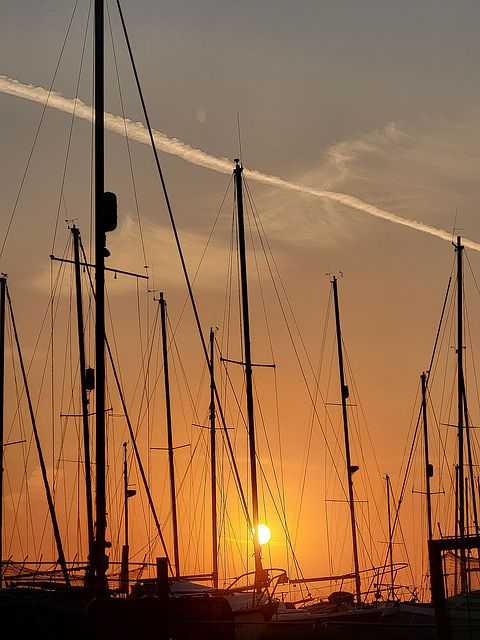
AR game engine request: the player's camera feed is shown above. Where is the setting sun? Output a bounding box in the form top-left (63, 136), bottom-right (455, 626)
top-left (252, 524), bottom-right (271, 545)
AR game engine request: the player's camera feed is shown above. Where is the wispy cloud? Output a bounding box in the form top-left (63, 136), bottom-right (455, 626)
top-left (1, 75), bottom-right (479, 251)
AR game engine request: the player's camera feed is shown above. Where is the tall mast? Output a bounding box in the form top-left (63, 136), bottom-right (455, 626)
top-left (455, 236), bottom-right (467, 593)
top-left (93, 0), bottom-right (117, 588)
top-left (456, 237), bottom-right (465, 540)
top-left (421, 372), bottom-right (433, 543)
top-left (331, 275), bottom-right (361, 603)
top-left (160, 292), bottom-right (180, 579)
top-left (234, 161), bottom-right (263, 586)
top-left (455, 236), bottom-right (480, 587)
top-left (210, 327), bottom-right (218, 588)
top-left (0, 276), bottom-right (5, 568)
top-left (72, 227), bottom-right (95, 566)
top-left (7, 288), bottom-right (70, 585)
top-left (93, 0), bottom-right (106, 586)
top-left (386, 474), bottom-right (395, 601)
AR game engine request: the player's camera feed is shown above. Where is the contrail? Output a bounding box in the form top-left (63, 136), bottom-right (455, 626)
top-left (1, 75), bottom-right (479, 252)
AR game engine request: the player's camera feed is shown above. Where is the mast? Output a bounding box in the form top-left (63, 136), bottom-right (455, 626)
top-left (456, 236), bottom-right (465, 544)
top-left (455, 235), bottom-right (468, 593)
top-left (120, 442), bottom-right (136, 593)
top-left (210, 327), bottom-right (218, 588)
top-left (119, 441), bottom-right (135, 593)
top-left (234, 160), bottom-right (264, 586)
top-left (93, 0), bottom-right (107, 587)
top-left (331, 275), bottom-right (361, 603)
top-left (72, 227), bottom-right (95, 566)
top-left (386, 474), bottom-right (395, 601)
top-left (421, 372), bottom-right (433, 543)
top-left (92, 0), bottom-right (117, 588)
top-left (7, 287), bottom-right (70, 585)
top-left (0, 276), bottom-right (5, 568)
top-left (160, 292), bottom-right (180, 579)
top-left (119, 442), bottom-right (129, 594)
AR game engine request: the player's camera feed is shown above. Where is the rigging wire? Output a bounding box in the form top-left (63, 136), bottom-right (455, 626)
top-left (115, 0), bottom-right (255, 535)
top-left (51, 3), bottom-right (92, 255)
top-left (391, 269), bottom-right (454, 552)
top-left (6, 283), bottom-right (70, 582)
top-left (389, 249), bottom-right (480, 592)
top-left (464, 253), bottom-right (480, 461)
top-left (77, 237), bottom-right (173, 571)
top-left (240, 177), bottom-right (348, 498)
top-left (4, 318), bottom-right (36, 560)
top-left (294, 287), bottom-right (332, 547)
top-left (341, 346), bottom-right (388, 566)
top-left (237, 174), bottom-right (384, 587)
top-left (246, 172), bottom-right (380, 588)
top-left (106, 1), bottom-right (149, 272)
top-left (0, 1), bottom-right (82, 261)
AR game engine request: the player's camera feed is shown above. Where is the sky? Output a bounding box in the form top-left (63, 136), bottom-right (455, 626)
top-left (1, 0), bottom-right (480, 599)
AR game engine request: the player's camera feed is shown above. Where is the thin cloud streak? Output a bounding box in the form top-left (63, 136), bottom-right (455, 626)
top-left (1, 75), bottom-right (479, 252)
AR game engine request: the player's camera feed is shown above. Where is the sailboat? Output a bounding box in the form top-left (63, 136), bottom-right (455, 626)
top-left (426, 237), bottom-right (480, 639)
top-left (398, 236), bottom-right (480, 639)
top-left (319, 237), bottom-right (480, 639)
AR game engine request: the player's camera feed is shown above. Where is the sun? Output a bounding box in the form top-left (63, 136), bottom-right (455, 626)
top-left (252, 524), bottom-right (271, 545)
